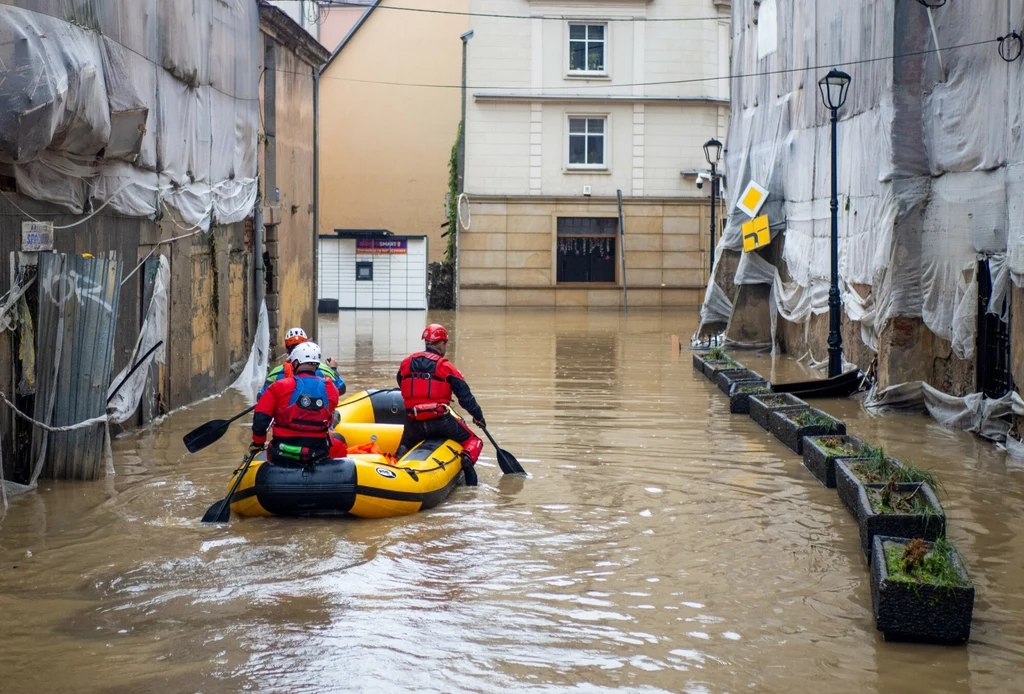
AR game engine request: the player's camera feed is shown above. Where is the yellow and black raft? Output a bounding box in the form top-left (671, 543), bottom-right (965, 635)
top-left (227, 389), bottom-right (466, 518)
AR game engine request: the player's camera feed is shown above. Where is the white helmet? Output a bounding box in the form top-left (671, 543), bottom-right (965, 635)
top-left (284, 327), bottom-right (308, 349)
top-left (290, 341), bottom-right (321, 365)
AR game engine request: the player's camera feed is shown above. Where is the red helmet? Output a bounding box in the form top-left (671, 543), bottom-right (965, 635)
top-left (422, 323), bottom-right (449, 343)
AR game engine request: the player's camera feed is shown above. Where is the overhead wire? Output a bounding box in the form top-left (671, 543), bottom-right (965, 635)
top-left (315, 1), bottom-right (720, 22)
top-left (282, 37), bottom-right (997, 92)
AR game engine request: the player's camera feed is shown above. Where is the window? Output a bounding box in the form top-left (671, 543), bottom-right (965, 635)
top-left (568, 117), bottom-right (606, 168)
top-left (568, 23), bottom-right (606, 73)
top-left (557, 217), bottom-right (617, 283)
top-left (356, 260), bottom-right (373, 281)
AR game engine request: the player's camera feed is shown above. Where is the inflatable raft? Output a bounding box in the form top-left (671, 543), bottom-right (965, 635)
top-left (227, 389), bottom-right (467, 518)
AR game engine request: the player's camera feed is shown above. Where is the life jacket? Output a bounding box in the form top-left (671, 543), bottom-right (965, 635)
top-left (398, 351), bottom-right (453, 419)
top-left (273, 375), bottom-right (332, 436)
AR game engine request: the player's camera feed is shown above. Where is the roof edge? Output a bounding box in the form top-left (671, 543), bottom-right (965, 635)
top-left (321, 0), bottom-right (382, 74)
top-left (259, 1), bottom-right (332, 67)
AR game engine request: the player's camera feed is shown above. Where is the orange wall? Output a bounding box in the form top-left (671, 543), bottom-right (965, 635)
top-left (319, 0), bottom-right (469, 263)
top-left (319, 6), bottom-right (368, 52)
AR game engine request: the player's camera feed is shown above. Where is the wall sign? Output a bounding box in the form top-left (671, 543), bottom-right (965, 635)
top-left (742, 215), bottom-right (771, 252)
top-left (356, 239), bottom-right (407, 254)
top-left (22, 221), bottom-right (54, 251)
top-left (736, 181), bottom-right (769, 219)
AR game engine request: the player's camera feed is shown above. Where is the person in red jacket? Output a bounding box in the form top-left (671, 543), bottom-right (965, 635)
top-left (396, 324), bottom-right (485, 485)
top-left (250, 341), bottom-right (344, 464)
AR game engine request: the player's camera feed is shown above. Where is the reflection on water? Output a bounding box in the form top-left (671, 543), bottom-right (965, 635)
top-left (1, 309), bottom-right (1024, 693)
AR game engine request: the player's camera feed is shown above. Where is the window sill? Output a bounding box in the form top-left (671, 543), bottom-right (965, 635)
top-left (564, 167), bottom-right (611, 175)
top-left (565, 72), bottom-right (611, 80)
top-left (556, 282), bottom-right (620, 287)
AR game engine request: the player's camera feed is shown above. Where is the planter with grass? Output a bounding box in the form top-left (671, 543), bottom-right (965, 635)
top-left (853, 479), bottom-right (946, 559)
top-left (716, 368), bottom-right (764, 395)
top-left (802, 435), bottom-right (868, 488)
top-left (767, 408), bottom-right (847, 455)
top-left (835, 452), bottom-right (907, 517)
top-left (728, 381), bottom-right (771, 415)
top-left (703, 359), bottom-right (744, 381)
top-left (748, 392), bottom-right (809, 430)
top-left (870, 536), bottom-right (974, 644)
top-left (693, 346), bottom-right (739, 376)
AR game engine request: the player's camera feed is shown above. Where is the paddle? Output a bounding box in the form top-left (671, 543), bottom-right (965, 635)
top-left (183, 404), bottom-right (256, 453)
top-left (479, 425), bottom-right (526, 475)
top-left (201, 448), bottom-right (260, 524)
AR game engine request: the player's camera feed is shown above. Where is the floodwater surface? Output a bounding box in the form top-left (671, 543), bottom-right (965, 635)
top-left (2, 309), bottom-right (1024, 693)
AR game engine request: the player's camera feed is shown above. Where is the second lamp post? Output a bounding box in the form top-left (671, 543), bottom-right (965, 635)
top-left (818, 68), bottom-right (851, 379)
top-left (703, 137), bottom-right (723, 272)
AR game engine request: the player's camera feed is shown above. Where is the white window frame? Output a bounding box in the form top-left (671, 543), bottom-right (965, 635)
top-left (566, 21), bottom-right (609, 78)
top-left (565, 115), bottom-right (609, 171)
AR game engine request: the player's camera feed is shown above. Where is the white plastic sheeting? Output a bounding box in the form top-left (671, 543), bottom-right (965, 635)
top-left (107, 256), bottom-right (169, 424)
top-left (0, 1), bottom-right (259, 229)
top-left (866, 381), bottom-right (1024, 443)
top-left (705, 0), bottom-right (1024, 364)
top-left (230, 300), bottom-right (270, 403)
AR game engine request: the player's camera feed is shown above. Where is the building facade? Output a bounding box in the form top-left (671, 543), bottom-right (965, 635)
top-left (460, 0), bottom-right (731, 308)
top-left (0, 2), bottom-right (326, 483)
top-left (319, 0), bottom-right (469, 265)
top-left (705, 0), bottom-right (1024, 405)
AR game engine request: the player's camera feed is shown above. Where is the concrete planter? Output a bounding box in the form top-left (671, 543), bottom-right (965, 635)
top-left (842, 472), bottom-right (946, 559)
top-left (870, 536), bottom-right (974, 644)
top-left (716, 368), bottom-right (764, 395)
top-left (748, 392), bottom-right (809, 430)
top-left (802, 435), bottom-right (867, 488)
top-left (728, 380), bottom-right (771, 415)
top-left (835, 457), bottom-right (904, 517)
top-left (767, 408), bottom-right (847, 455)
top-left (702, 359), bottom-right (743, 380)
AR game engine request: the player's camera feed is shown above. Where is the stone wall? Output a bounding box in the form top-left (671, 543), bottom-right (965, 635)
top-left (460, 197), bottom-right (709, 308)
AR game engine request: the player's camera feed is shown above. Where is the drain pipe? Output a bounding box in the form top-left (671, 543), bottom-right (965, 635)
top-left (254, 201), bottom-right (265, 316)
top-left (312, 65), bottom-right (320, 339)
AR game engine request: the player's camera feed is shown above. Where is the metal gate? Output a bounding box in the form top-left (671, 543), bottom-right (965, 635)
top-left (976, 258), bottom-right (1012, 398)
top-left (31, 253), bottom-right (122, 481)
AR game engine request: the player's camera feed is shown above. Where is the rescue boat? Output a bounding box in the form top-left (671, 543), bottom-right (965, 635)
top-left (227, 389), bottom-right (468, 518)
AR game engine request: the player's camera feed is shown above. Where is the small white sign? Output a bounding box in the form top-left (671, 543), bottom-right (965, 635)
top-left (736, 181), bottom-right (769, 219)
top-left (22, 221), bottom-right (54, 251)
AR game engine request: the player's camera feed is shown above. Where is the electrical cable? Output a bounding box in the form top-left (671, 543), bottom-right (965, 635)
top-left (288, 37), bottom-right (998, 92)
top-left (316, 1), bottom-right (720, 22)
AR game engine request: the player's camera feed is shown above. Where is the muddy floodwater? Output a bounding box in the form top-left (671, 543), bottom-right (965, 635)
top-left (3, 309), bottom-right (1024, 693)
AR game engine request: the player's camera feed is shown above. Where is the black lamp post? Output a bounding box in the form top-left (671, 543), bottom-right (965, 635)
top-left (703, 137), bottom-right (723, 272)
top-left (818, 68), bottom-right (851, 378)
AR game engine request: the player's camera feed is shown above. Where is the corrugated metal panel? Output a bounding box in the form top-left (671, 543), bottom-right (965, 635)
top-left (31, 253), bottom-right (122, 481)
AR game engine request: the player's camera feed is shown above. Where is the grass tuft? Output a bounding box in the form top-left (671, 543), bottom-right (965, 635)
top-left (788, 410), bottom-right (839, 433)
top-left (885, 536), bottom-right (969, 589)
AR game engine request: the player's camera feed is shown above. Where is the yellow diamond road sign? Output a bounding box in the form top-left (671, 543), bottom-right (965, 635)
top-left (742, 215), bottom-right (771, 252)
top-left (736, 180), bottom-right (768, 218)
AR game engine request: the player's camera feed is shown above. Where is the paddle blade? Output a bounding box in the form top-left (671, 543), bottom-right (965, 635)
top-left (183, 419), bottom-right (230, 453)
top-left (200, 497), bottom-right (232, 524)
top-left (496, 448), bottom-right (526, 475)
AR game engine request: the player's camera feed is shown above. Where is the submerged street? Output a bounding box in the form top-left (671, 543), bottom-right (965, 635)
top-left (2, 309), bottom-right (1024, 693)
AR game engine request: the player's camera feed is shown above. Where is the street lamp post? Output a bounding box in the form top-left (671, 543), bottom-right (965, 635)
top-left (818, 69), bottom-right (851, 378)
top-left (703, 137), bottom-right (723, 273)
top-left (456, 29), bottom-right (474, 312)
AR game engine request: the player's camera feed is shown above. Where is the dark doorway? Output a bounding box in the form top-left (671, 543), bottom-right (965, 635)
top-left (976, 258), bottom-right (1012, 398)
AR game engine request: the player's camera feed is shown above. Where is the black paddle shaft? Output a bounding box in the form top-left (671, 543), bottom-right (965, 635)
top-left (183, 404), bottom-right (257, 453)
top-left (201, 449), bottom-right (259, 524)
top-left (479, 425), bottom-right (526, 475)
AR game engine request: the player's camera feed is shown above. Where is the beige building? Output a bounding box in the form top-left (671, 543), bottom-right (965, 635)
top-left (319, 0), bottom-right (469, 263)
top-left (461, 0), bottom-right (731, 308)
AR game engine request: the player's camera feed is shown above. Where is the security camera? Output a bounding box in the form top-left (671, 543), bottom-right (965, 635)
top-left (695, 172), bottom-right (711, 189)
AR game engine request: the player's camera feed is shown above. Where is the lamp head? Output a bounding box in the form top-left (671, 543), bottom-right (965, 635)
top-left (818, 69), bottom-right (851, 111)
top-left (703, 138), bottom-right (723, 167)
